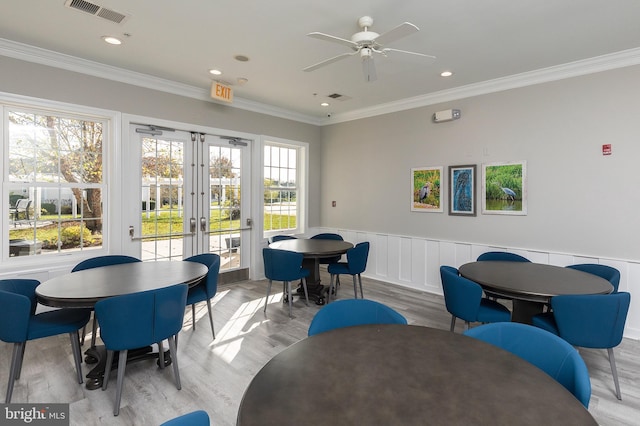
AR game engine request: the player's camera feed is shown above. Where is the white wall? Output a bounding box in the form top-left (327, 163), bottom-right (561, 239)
top-left (320, 65), bottom-right (640, 260)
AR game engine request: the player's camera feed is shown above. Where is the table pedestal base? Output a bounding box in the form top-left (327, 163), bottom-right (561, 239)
top-left (84, 345), bottom-right (171, 390)
top-left (511, 300), bottom-right (545, 324)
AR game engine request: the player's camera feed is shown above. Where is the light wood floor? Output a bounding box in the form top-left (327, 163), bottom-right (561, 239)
top-left (2, 270), bottom-right (639, 425)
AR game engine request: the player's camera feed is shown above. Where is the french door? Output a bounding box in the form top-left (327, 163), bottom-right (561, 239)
top-left (125, 125), bottom-right (252, 274)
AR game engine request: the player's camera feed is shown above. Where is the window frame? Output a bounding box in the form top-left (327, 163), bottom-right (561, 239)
top-left (262, 137), bottom-right (308, 240)
top-left (1, 92), bottom-right (119, 271)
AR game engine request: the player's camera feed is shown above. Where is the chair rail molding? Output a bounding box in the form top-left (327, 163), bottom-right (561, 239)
top-left (309, 227), bottom-right (640, 340)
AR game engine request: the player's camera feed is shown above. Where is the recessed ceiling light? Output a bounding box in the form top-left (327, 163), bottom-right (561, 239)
top-left (440, 71), bottom-right (453, 77)
top-left (209, 69), bottom-right (222, 75)
top-left (237, 77), bottom-right (249, 85)
top-left (102, 36), bottom-right (122, 45)
top-left (321, 102), bottom-right (329, 107)
top-left (234, 55), bottom-right (250, 62)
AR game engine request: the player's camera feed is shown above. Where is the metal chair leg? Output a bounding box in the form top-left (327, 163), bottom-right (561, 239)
top-left (5, 342), bottom-right (24, 403)
top-left (286, 281), bottom-right (293, 318)
top-left (357, 274), bottom-right (364, 298)
top-left (206, 299), bottom-right (215, 339)
top-left (113, 349), bottom-right (128, 416)
top-left (608, 347), bottom-right (622, 400)
top-left (263, 280), bottom-right (273, 313)
top-left (168, 335), bottom-right (181, 390)
top-left (301, 277), bottom-right (310, 306)
top-left (90, 318), bottom-right (98, 348)
top-left (102, 350), bottom-right (114, 390)
top-left (450, 316), bottom-right (456, 332)
top-left (328, 274), bottom-right (335, 303)
top-left (353, 275), bottom-right (358, 299)
top-left (15, 342), bottom-right (26, 380)
top-left (69, 331), bottom-right (84, 384)
top-left (158, 341), bottom-right (165, 369)
top-left (191, 304), bottom-right (196, 331)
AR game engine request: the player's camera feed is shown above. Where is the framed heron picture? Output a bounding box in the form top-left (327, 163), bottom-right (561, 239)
top-left (481, 161), bottom-right (527, 215)
top-left (411, 166), bottom-right (443, 212)
top-left (448, 165), bottom-right (476, 216)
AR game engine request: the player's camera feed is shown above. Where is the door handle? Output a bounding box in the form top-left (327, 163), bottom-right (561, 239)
top-left (190, 217), bottom-right (196, 233)
top-left (200, 217), bottom-right (207, 232)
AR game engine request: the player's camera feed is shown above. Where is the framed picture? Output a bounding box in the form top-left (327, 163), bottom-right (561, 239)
top-left (481, 161), bottom-right (527, 215)
top-left (448, 165), bottom-right (476, 216)
top-left (411, 167), bottom-right (443, 212)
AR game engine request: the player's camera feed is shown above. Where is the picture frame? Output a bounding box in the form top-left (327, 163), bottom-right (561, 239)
top-left (411, 167), bottom-right (443, 212)
top-left (481, 161), bottom-right (527, 215)
top-left (448, 165), bottom-right (476, 216)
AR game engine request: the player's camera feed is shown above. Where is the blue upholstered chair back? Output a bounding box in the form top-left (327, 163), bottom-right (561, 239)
top-left (161, 410), bottom-right (210, 426)
top-left (308, 299), bottom-right (407, 336)
top-left (440, 266), bottom-right (482, 322)
top-left (464, 322), bottom-right (591, 408)
top-left (345, 242), bottom-right (370, 274)
top-left (72, 255), bottom-right (141, 272)
top-left (551, 292), bottom-right (630, 349)
top-left (184, 253), bottom-right (220, 297)
top-left (310, 233), bottom-right (343, 241)
top-left (269, 235), bottom-right (297, 244)
top-left (0, 279), bottom-right (41, 342)
top-left (263, 248), bottom-right (308, 282)
top-left (95, 284), bottom-right (188, 351)
top-left (477, 251), bottom-right (530, 262)
top-left (565, 264), bottom-right (620, 293)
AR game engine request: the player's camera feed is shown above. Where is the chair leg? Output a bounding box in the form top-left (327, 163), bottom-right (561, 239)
top-left (69, 331), bottom-right (84, 384)
top-left (357, 274), bottom-right (364, 298)
top-left (191, 304), bottom-right (196, 331)
top-left (464, 321), bottom-right (470, 331)
top-left (608, 347), bottom-right (622, 400)
top-left (81, 324), bottom-right (87, 346)
top-left (353, 275), bottom-right (358, 299)
top-left (102, 350), bottom-right (114, 390)
top-left (449, 316), bottom-right (456, 332)
top-left (328, 274), bottom-right (335, 304)
top-left (263, 280), bottom-right (273, 313)
top-left (158, 341), bottom-right (165, 369)
top-left (15, 342), bottom-right (27, 380)
top-left (90, 317), bottom-right (98, 348)
top-left (113, 349), bottom-right (128, 416)
top-left (206, 299), bottom-right (215, 340)
top-left (301, 277), bottom-right (310, 306)
top-left (5, 342), bottom-right (24, 403)
top-left (286, 281), bottom-right (293, 318)
top-left (168, 335), bottom-right (181, 390)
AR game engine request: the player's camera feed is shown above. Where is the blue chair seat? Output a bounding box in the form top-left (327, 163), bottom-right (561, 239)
top-left (308, 299), bottom-right (407, 336)
top-left (327, 242), bottom-right (370, 302)
top-left (477, 299), bottom-right (513, 324)
top-left (27, 309), bottom-right (93, 340)
top-left (263, 248), bottom-right (310, 318)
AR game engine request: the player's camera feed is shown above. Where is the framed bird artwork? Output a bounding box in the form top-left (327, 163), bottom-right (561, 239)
top-left (481, 161), bottom-right (527, 215)
top-left (449, 165), bottom-right (476, 216)
top-left (411, 167), bottom-right (443, 212)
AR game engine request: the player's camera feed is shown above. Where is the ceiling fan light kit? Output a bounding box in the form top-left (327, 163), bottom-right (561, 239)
top-left (304, 15), bottom-right (436, 82)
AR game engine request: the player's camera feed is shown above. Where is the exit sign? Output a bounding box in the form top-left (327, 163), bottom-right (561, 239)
top-left (211, 82), bottom-right (233, 103)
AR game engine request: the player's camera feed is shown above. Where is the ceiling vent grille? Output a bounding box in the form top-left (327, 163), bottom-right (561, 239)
top-left (65, 0), bottom-right (128, 24)
top-left (327, 93), bottom-right (352, 102)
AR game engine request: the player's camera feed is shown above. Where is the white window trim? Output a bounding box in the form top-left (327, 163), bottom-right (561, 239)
top-left (0, 91), bottom-right (121, 276)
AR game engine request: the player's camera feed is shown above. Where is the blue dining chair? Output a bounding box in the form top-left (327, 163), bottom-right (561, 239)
top-left (94, 283), bottom-right (188, 416)
top-left (531, 292), bottom-right (631, 400)
top-left (161, 410), bottom-right (210, 426)
top-left (72, 255), bottom-right (142, 347)
top-left (0, 279), bottom-right (91, 403)
top-left (183, 253), bottom-right (220, 340)
top-left (565, 264), bottom-right (620, 293)
top-left (310, 233), bottom-right (344, 265)
top-left (263, 248), bottom-right (310, 318)
top-left (268, 235), bottom-right (297, 244)
top-left (439, 265), bottom-right (511, 332)
top-left (464, 322), bottom-right (591, 408)
top-left (477, 251), bottom-right (531, 263)
top-left (327, 242), bottom-right (369, 302)
top-left (308, 299), bottom-right (407, 336)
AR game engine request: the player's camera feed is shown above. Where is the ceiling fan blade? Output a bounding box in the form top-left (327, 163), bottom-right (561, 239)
top-left (307, 32), bottom-right (358, 49)
top-left (382, 47), bottom-right (436, 60)
top-left (362, 56), bottom-right (377, 82)
top-left (303, 51), bottom-right (358, 72)
top-left (374, 22), bottom-right (419, 45)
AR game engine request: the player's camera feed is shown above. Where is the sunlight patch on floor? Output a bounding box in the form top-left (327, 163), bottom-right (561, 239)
top-left (181, 289), bottom-right (230, 330)
top-left (210, 293), bottom-right (282, 363)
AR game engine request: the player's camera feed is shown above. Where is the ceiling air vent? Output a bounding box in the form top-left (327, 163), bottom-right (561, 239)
top-left (327, 93), bottom-right (352, 102)
top-left (64, 0), bottom-right (129, 24)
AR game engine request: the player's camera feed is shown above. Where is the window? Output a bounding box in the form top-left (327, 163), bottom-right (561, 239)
top-left (263, 140), bottom-right (305, 237)
top-left (4, 107), bottom-right (106, 259)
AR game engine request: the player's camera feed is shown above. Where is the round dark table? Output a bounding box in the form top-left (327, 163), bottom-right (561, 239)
top-left (459, 261), bottom-right (613, 323)
top-left (237, 324), bottom-right (596, 425)
top-left (269, 239), bottom-right (353, 285)
top-left (36, 261), bottom-right (208, 389)
top-left (36, 261), bottom-right (208, 308)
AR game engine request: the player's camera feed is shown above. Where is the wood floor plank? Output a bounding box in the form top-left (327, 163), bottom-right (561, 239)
top-left (1, 270), bottom-right (638, 425)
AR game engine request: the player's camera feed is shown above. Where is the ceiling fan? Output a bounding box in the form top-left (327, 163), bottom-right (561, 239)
top-left (303, 16), bottom-right (436, 82)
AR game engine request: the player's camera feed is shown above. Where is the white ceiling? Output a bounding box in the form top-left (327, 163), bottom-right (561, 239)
top-left (2, 0), bottom-right (640, 123)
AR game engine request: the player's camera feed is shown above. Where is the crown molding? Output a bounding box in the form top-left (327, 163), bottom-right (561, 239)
top-left (0, 38), bottom-right (322, 126)
top-left (326, 47), bottom-right (640, 124)
top-left (2, 38), bottom-right (639, 127)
